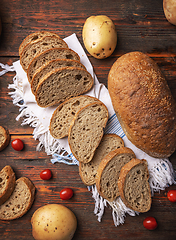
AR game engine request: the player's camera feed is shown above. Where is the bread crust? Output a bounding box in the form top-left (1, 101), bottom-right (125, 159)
top-left (0, 126), bottom-right (10, 151)
top-left (108, 51), bottom-right (176, 158)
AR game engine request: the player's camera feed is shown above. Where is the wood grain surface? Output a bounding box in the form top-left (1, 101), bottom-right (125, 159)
top-left (0, 0), bottom-right (176, 239)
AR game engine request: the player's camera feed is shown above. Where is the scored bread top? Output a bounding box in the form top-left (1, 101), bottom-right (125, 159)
top-left (0, 126), bottom-right (10, 151)
top-left (68, 102), bottom-right (109, 163)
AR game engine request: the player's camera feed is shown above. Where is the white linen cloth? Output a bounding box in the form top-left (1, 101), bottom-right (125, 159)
top-left (1, 33), bottom-right (175, 226)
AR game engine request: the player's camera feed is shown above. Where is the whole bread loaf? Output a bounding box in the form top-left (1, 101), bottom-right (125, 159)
top-left (79, 134), bottom-right (124, 186)
top-left (35, 67), bottom-right (94, 108)
top-left (118, 158), bottom-right (151, 213)
top-left (108, 51), bottom-right (176, 158)
top-left (0, 177), bottom-right (35, 220)
top-left (20, 35), bottom-right (68, 71)
top-left (96, 147), bottom-right (136, 202)
top-left (68, 102), bottom-right (109, 163)
top-left (31, 59), bottom-right (86, 94)
top-left (50, 95), bottom-right (100, 139)
top-left (0, 166), bottom-right (16, 205)
top-left (0, 126), bottom-right (10, 151)
top-left (27, 48), bottom-right (80, 83)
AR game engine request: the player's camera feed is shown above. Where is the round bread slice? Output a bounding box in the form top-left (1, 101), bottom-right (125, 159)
top-left (19, 31), bottom-right (62, 56)
top-left (79, 134), bottom-right (124, 186)
top-left (27, 48), bottom-right (80, 84)
top-left (118, 158), bottom-right (151, 213)
top-left (20, 35), bottom-right (68, 72)
top-left (96, 147), bottom-right (136, 202)
top-left (0, 177), bottom-right (35, 220)
top-left (68, 102), bottom-right (109, 163)
top-left (49, 95), bottom-right (100, 139)
top-left (0, 126), bottom-right (10, 151)
top-left (0, 165), bottom-right (16, 206)
top-left (35, 67), bottom-right (94, 108)
top-left (31, 59), bottom-right (86, 94)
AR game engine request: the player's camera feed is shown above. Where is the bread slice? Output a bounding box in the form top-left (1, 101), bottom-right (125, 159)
top-left (68, 102), bottom-right (108, 163)
top-left (0, 166), bottom-right (16, 205)
top-left (19, 31), bottom-right (62, 56)
top-left (27, 48), bottom-right (80, 83)
top-left (79, 134), bottom-right (124, 186)
top-left (49, 95), bottom-right (100, 139)
top-left (0, 126), bottom-right (10, 151)
top-left (35, 67), bottom-right (94, 108)
top-left (20, 35), bottom-right (68, 72)
top-left (0, 177), bottom-right (35, 220)
top-left (118, 158), bottom-right (151, 212)
top-left (96, 147), bottom-right (136, 202)
top-left (31, 59), bottom-right (86, 94)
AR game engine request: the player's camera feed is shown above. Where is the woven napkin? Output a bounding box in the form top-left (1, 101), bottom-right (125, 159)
top-left (1, 33), bottom-right (175, 226)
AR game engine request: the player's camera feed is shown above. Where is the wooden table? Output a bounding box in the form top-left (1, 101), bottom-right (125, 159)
top-left (0, 0), bottom-right (176, 239)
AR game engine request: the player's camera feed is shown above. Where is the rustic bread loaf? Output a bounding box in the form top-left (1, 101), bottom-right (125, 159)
top-left (35, 67), bottom-right (94, 108)
top-left (96, 147), bottom-right (136, 202)
top-left (0, 166), bottom-right (16, 206)
top-left (0, 126), bottom-right (10, 151)
top-left (31, 59), bottom-right (86, 94)
top-left (19, 31), bottom-right (62, 56)
top-left (118, 158), bottom-right (151, 213)
top-left (79, 134), bottom-right (124, 186)
top-left (27, 48), bottom-right (80, 83)
top-left (68, 102), bottom-right (109, 163)
top-left (50, 95), bottom-right (100, 139)
top-left (108, 51), bottom-right (176, 158)
top-left (20, 35), bottom-right (68, 72)
top-left (0, 177), bottom-right (35, 220)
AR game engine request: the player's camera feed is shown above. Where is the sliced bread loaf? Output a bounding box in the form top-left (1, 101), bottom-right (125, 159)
top-left (0, 126), bottom-right (10, 151)
top-left (19, 31), bottom-right (62, 56)
top-left (96, 147), bottom-right (136, 202)
top-left (31, 59), bottom-right (86, 94)
top-left (118, 158), bottom-right (151, 212)
top-left (27, 48), bottom-right (80, 83)
top-left (49, 95), bottom-right (100, 139)
top-left (68, 102), bottom-right (108, 163)
top-left (35, 67), bottom-right (94, 108)
top-left (20, 35), bottom-right (68, 72)
top-left (79, 134), bottom-right (124, 186)
top-left (0, 166), bottom-right (16, 206)
top-left (0, 177), bottom-right (35, 220)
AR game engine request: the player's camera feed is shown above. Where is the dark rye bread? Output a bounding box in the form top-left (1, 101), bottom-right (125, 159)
top-left (79, 134), bottom-right (124, 186)
top-left (27, 48), bottom-right (80, 83)
top-left (0, 177), bottom-right (35, 220)
top-left (118, 158), bottom-right (151, 213)
top-left (0, 166), bottom-right (16, 206)
top-left (19, 31), bottom-right (61, 56)
top-left (96, 147), bottom-right (136, 202)
top-left (31, 59), bottom-right (86, 94)
top-left (68, 102), bottom-right (108, 163)
top-left (35, 67), bottom-right (94, 108)
top-left (108, 51), bottom-right (176, 158)
top-left (0, 126), bottom-right (10, 151)
top-left (50, 95), bottom-right (100, 139)
top-left (20, 35), bottom-right (68, 72)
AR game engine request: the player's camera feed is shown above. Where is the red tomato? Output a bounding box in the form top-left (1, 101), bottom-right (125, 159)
top-left (143, 217), bottom-right (157, 230)
top-left (167, 190), bottom-right (176, 203)
top-left (60, 188), bottom-right (73, 200)
top-left (11, 139), bottom-right (24, 151)
top-left (40, 169), bottom-right (52, 180)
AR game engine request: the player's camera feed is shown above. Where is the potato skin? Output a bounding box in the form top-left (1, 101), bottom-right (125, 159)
top-left (163, 0), bottom-right (176, 25)
top-left (82, 15), bottom-right (117, 59)
top-left (31, 204), bottom-right (77, 240)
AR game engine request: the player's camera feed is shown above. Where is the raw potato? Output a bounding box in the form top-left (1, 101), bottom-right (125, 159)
top-left (82, 15), bottom-right (117, 59)
top-left (163, 0), bottom-right (176, 25)
top-left (31, 204), bottom-right (77, 240)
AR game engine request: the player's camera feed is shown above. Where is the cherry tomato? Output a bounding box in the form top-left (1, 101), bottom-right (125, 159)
top-left (143, 216), bottom-right (157, 230)
top-left (40, 169), bottom-right (52, 180)
top-left (11, 139), bottom-right (24, 151)
top-left (60, 188), bottom-right (73, 200)
top-left (167, 190), bottom-right (176, 203)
